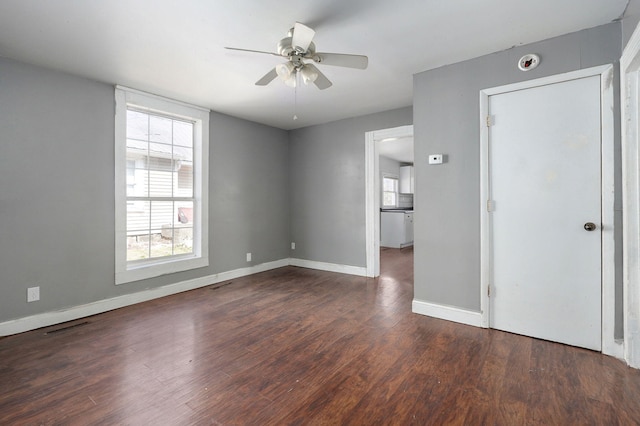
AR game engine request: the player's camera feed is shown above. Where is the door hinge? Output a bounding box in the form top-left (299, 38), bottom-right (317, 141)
top-left (487, 200), bottom-right (495, 212)
top-left (488, 285), bottom-right (491, 297)
top-left (486, 115), bottom-right (494, 127)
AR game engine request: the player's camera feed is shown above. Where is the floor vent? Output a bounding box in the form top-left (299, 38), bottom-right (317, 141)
top-left (209, 281), bottom-right (233, 290)
top-left (44, 321), bottom-right (89, 335)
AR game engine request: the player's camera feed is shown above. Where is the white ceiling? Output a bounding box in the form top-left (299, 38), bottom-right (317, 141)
top-left (379, 137), bottom-right (414, 164)
top-left (0, 0), bottom-right (628, 130)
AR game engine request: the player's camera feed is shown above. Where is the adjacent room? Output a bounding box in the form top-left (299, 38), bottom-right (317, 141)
top-left (2, 0), bottom-right (640, 423)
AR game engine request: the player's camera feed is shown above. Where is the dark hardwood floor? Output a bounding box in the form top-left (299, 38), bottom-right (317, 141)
top-left (1, 247), bottom-right (640, 425)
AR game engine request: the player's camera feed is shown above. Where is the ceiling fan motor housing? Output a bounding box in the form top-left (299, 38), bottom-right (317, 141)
top-left (278, 37), bottom-right (316, 57)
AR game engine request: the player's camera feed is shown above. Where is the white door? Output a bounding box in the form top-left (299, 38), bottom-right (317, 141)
top-left (488, 75), bottom-right (602, 351)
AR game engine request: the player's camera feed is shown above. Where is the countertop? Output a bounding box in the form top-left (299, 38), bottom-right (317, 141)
top-left (380, 208), bottom-right (414, 213)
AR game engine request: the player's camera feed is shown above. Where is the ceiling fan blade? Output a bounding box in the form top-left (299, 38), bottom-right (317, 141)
top-left (225, 47), bottom-right (281, 57)
top-left (292, 22), bottom-right (315, 53)
top-left (313, 53), bottom-right (368, 69)
top-left (255, 68), bottom-right (278, 86)
top-left (305, 64), bottom-right (332, 90)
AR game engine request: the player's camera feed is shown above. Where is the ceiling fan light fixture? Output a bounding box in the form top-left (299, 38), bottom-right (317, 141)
top-left (283, 70), bottom-right (297, 87)
top-left (276, 62), bottom-right (295, 80)
top-left (300, 65), bottom-right (318, 85)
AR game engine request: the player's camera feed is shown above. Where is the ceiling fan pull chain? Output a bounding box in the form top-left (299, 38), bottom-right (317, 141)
top-left (293, 71), bottom-right (298, 120)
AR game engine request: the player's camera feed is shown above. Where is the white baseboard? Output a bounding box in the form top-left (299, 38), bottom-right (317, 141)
top-left (603, 339), bottom-right (625, 361)
top-left (0, 258), bottom-right (368, 336)
top-left (0, 259), bottom-right (289, 337)
top-left (412, 299), bottom-right (484, 328)
top-left (289, 258), bottom-right (368, 277)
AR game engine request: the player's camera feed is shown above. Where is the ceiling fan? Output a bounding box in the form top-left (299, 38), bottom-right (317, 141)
top-left (225, 22), bottom-right (368, 90)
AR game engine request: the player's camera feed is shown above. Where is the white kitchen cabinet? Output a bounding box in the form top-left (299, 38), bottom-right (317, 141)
top-left (399, 166), bottom-right (414, 194)
top-left (381, 211), bottom-right (414, 248)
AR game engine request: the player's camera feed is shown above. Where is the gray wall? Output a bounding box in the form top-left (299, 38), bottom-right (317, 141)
top-left (623, 0), bottom-right (640, 48)
top-left (209, 112), bottom-right (290, 271)
top-left (412, 22), bottom-right (623, 335)
top-left (0, 57), bottom-right (290, 323)
top-left (289, 107), bottom-right (412, 267)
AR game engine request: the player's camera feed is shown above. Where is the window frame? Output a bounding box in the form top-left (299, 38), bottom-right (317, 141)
top-left (382, 174), bottom-right (399, 208)
top-left (114, 86), bottom-right (209, 284)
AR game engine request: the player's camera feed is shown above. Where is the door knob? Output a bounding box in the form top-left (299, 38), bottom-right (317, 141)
top-left (584, 222), bottom-right (597, 231)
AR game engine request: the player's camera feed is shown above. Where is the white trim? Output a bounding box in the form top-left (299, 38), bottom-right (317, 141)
top-left (412, 299), bottom-right (483, 327)
top-left (289, 258), bottom-right (368, 277)
top-left (479, 65), bottom-right (613, 97)
top-left (114, 88), bottom-right (127, 277)
top-left (115, 85), bottom-right (210, 113)
top-left (479, 91), bottom-right (491, 328)
top-left (621, 22), bottom-right (640, 369)
top-left (0, 259), bottom-right (289, 337)
top-left (364, 131), bottom-right (379, 277)
top-left (0, 259), bottom-right (289, 336)
top-left (479, 65), bottom-right (617, 357)
top-left (600, 65), bottom-right (617, 358)
top-left (114, 86), bottom-right (210, 285)
top-left (1, 258), bottom-right (377, 336)
top-left (364, 125), bottom-right (414, 278)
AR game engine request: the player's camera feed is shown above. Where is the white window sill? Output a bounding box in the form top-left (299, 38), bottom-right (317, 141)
top-left (115, 256), bottom-right (208, 285)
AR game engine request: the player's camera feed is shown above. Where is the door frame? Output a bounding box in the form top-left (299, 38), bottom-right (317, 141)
top-left (621, 24), bottom-right (640, 369)
top-left (479, 65), bottom-right (618, 357)
top-left (365, 125), bottom-right (414, 277)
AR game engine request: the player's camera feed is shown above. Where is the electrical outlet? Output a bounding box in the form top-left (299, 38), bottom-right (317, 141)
top-left (291, 242), bottom-right (296, 250)
top-left (27, 286), bottom-right (40, 302)
top-left (246, 252), bottom-right (252, 262)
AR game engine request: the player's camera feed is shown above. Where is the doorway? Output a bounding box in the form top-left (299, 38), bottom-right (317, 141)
top-left (365, 125), bottom-right (414, 278)
top-left (480, 65), bottom-right (615, 353)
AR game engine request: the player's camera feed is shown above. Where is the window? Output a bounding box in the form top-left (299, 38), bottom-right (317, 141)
top-left (115, 87), bottom-right (209, 284)
top-left (382, 175), bottom-right (398, 208)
